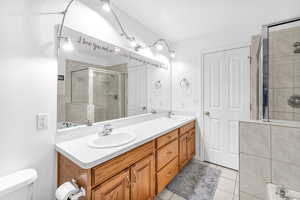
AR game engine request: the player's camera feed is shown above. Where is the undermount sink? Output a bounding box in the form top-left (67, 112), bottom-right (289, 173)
top-left (88, 132), bottom-right (136, 149)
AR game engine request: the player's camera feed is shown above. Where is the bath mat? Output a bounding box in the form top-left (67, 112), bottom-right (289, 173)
top-left (166, 161), bottom-right (221, 200)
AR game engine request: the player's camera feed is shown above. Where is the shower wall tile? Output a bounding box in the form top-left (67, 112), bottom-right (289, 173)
top-left (294, 113), bottom-right (300, 121)
top-left (269, 29), bottom-right (294, 59)
top-left (269, 89), bottom-right (274, 111)
top-left (240, 153), bottom-right (271, 200)
top-left (269, 111), bottom-right (294, 121)
top-left (273, 88), bottom-right (294, 112)
top-left (295, 60), bottom-right (300, 88)
top-left (57, 95), bottom-right (66, 122)
top-left (240, 122), bottom-right (270, 158)
top-left (240, 120), bottom-right (300, 200)
top-left (240, 191), bottom-right (263, 200)
top-left (272, 160), bottom-right (300, 192)
top-left (271, 126), bottom-right (300, 166)
top-left (58, 80), bottom-right (65, 96)
top-left (269, 57), bottom-right (294, 89)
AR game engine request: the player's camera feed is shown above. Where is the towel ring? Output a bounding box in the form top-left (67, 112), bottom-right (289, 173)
top-left (180, 78), bottom-right (190, 89)
top-left (155, 80), bottom-right (162, 89)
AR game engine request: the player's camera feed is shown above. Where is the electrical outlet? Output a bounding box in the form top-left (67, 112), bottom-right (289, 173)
top-left (36, 113), bottom-right (48, 130)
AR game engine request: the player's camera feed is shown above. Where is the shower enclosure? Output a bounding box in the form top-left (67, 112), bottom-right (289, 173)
top-left (68, 67), bottom-right (125, 125)
top-left (260, 16), bottom-right (300, 122)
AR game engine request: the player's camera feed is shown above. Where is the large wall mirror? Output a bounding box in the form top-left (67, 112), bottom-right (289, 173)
top-left (57, 27), bottom-right (171, 130)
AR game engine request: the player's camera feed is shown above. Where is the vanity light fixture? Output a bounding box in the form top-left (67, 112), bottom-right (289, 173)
top-left (54, 0), bottom-right (176, 58)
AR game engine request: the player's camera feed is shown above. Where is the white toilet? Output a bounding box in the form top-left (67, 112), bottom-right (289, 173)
top-left (0, 169), bottom-right (85, 200)
top-left (0, 169), bottom-right (38, 200)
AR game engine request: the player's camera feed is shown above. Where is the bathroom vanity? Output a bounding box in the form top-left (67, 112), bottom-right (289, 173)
top-left (56, 118), bottom-right (196, 200)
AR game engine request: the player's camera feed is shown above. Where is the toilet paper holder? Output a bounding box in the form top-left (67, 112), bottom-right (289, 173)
top-left (56, 179), bottom-right (86, 200)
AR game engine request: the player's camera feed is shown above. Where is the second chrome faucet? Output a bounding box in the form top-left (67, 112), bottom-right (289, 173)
top-left (99, 124), bottom-right (113, 136)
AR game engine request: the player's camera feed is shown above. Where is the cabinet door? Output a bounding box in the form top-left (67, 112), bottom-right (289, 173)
top-left (93, 170), bottom-right (130, 200)
top-left (131, 154), bottom-right (155, 200)
top-left (179, 133), bottom-right (189, 169)
top-left (187, 129), bottom-right (196, 160)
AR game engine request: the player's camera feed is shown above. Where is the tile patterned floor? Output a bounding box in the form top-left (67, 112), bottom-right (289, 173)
top-left (156, 161), bottom-right (239, 200)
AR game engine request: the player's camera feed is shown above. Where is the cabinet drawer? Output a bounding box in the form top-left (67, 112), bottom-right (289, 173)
top-left (156, 140), bottom-right (178, 171)
top-left (156, 157), bottom-right (179, 194)
top-left (92, 169), bottom-right (130, 200)
top-left (179, 121), bottom-right (195, 136)
top-left (156, 129), bottom-right (178, 149)
top-left (92, 141), bottom-right (155, 187)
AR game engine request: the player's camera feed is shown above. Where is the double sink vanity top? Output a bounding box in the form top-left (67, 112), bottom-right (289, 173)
top-left (56, 116), bottom-right (196, 169)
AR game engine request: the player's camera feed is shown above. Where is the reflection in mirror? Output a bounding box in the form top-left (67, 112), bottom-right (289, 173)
top-left (57, 27), bottom-right (171, 130)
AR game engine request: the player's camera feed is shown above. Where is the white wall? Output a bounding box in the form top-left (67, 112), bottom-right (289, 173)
top-left (0, 0), bottom-right (168, 199)
top-left (171, 5), bottom-right (300, 159)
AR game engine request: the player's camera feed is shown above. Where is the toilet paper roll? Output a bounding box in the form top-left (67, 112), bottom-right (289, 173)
top-left (55, 181), bottom-right (77, 200)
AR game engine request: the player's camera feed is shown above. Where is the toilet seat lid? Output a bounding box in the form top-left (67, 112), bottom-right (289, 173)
top-left (0, 169), bottom-right (38, 197)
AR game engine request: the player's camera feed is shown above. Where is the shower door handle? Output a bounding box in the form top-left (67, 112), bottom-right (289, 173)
top-left (142, 106), bottom-right (147, 111)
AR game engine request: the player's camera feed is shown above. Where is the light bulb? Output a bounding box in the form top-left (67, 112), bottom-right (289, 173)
top-left (62, 37), bottom-right (74, 51)
top-left (156, 43), bottom-right (163, 51)
top-left (130, 40), bottom-right (137, 47)
top-left (114, 47), bottom-right (120, 52)
top-left (102, 2), bottom-right (111, 12)
top-left (170, 51), bottom-right (176, 58)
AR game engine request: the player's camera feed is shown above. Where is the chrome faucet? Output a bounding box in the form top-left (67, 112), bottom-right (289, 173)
top-left (99, 124), bottom-right (113, 136)
top-left (168, 111), bottom-right (175, 118)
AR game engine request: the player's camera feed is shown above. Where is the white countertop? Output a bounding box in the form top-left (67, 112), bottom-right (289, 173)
top-left (56, 116), bottom-right (196, 169)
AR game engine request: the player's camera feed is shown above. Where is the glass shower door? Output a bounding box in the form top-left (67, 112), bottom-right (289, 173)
top-left (92, 69), bottom-right (124, 123)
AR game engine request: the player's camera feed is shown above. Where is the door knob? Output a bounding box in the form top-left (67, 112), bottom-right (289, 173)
top-left (204, 111), bottom-right (210, 116)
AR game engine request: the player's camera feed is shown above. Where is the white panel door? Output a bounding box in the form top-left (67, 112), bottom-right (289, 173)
top-left (203, 47), bottom-right (250, 170)
top-left (127, 66), bottom-right (147, 116)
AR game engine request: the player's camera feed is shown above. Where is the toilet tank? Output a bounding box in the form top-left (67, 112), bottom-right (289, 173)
top-left (0, 169), bottom-right (38, 200)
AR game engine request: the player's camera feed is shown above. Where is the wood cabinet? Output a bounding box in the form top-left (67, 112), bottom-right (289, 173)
top-left (179, 133), bottom-right (189, 169)
top-left (131, 155), bottom-right (155, 200)
top-left (92, 170), bottom-right (130, 200)
top-left (179, 122), bottom-right (196, 169)
top-left (57, 120), bottom-right (195, 200)
top-left (156, 157), bottom-right (178, 194)
top-left (187, 129), bottom-right (196, 160)
top-left (156, 140), bottom-right (178, 171)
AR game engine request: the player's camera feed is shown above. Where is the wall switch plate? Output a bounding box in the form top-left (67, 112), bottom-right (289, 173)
top-left (36, 113), bottom-right (48, 130)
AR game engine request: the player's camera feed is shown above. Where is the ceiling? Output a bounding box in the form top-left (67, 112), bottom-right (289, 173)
top-left (112, 0), bottom-right (300, 42)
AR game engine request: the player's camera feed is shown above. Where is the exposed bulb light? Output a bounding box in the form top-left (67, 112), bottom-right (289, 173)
top-left (130, 40), bottom-right (137, 47)
top-left (102, 0), bottom-right (111, 12)
top-left (156, 43), bottom-right (163, 51)
top-left (170, 51), bottom-right (176, 58)
top-left (114, 47), bottom-right (121, 52)
top-left (62, 37), bottom-right (74, 51)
